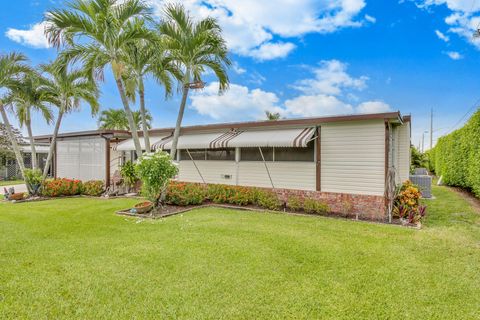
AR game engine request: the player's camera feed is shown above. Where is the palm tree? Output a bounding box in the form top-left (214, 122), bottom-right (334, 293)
top-left (121, 23), bottom-right (180, 151)
top-left (160, 4), bottom-right (230, 159)
top-left (0, 53), bottom-right (33, 176)
top-left (40, 59), bottom-right (99, 179)
top-left (265, 110), bottom-right (281, 121)
top-left (45, 0), bottom-right (155, 158)
top-left (7, 71), bottom-right (53, 169)
top-left (98, 108), bottom-right (152, 130)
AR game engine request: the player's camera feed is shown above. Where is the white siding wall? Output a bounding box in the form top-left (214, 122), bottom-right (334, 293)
top-left (178, 160), bottom-right (316, 190)
top-left (397, 121), bottom-right (411, 183)
top-left (57, 137), bottom-right (106, 181)
top-left (321, 120), bottom-right (385, 196)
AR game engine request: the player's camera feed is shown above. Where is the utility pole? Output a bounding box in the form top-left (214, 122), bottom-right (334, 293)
top-left (421, 131), bottom-right (425, 153)
top-left (430, 108), bottom-right (433, 150)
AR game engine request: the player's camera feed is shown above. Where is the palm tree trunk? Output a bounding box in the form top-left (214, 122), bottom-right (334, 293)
top-left (0, 103), bottom-right (25, 176)
top-left (113, 73), bottom-right (143, 158)
top-left (138, 78), bottom-right (150, 151)
top-left (170, 85), bottom-right (189, 160)
top-left (26, 118), bottom-right (37, 170)
top-left (42, 110), bottom-right (63, 180)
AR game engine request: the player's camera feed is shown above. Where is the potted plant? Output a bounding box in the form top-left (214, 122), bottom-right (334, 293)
top-left (134, 201), bottom-right (154, 214)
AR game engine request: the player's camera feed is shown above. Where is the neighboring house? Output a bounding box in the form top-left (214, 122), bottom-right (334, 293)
top-left (34, 112), bottom-right (411, 220)
top-left (0, 144), bottom-right (51, 180)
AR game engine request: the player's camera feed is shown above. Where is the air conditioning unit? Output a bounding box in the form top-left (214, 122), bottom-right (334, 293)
top-left (409, 174), bottom-right (432, 198)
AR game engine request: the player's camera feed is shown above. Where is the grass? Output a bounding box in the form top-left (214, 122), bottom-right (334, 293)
top-left (0, 179), bottom-right (23, 187)
top-left (1, 186), bottom-right (479, 319)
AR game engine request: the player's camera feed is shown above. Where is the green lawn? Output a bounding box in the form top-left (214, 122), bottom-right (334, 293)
top-left (0, 179), bottom-right (23, 187)
top-left (1, 186), bottom-right (479, 319)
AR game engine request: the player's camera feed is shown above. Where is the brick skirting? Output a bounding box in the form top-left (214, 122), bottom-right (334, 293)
top-left (268, 188), bottom-right (386, 221)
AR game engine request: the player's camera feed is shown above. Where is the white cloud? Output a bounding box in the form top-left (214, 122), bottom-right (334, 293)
top-left (248, 42), bottom-right (296, 61)
top-left (365, 14), bottom-right (377, 23)
top-left (445, 50), bottom-right (463, 59)
top-left (189, 82), bottom-right (282, 121)
top-left (435, 29), bottom-right (450, 41)
top-left (148, 0), bottom-right (368, 59)
top-left (232, 62), bottom-right (246, 74)
top-left (356, 101), bottom-right (392, 114)
top-left (284, 95), bottom-right (354, 117)
top-left (293, 60), bottom-right (368, 96)
top-left (5, 22), bottom-right (50, 49)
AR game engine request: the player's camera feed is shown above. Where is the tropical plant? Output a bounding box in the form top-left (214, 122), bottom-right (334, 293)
top-left (41, 178), bottom-right (83, 197)
top-left (39, 58), bottom-right (99, 180)
top-left (121, 33), bottom-right (180, 151)
top-left (0, 52), bottom-right (33, 177)
top-left (98, 108), bottom-right (152, 130)
top-left (166, 181), bottom-right (206, 206)
top-left (265, 110), bottom-right (281, 121)
top-left (393, 180), bottom-right (426, 224)
top-left (135, 150), bottom-right (178, 208)
top-left (82, 180), bottom-right (105, 196)
top-left (120, 160), bottom-right (138, 190)
top-left (0, 122), bottom-right (24, 165)
top-left (6, 70), bottom-right (53, 169)
top-left (159, 3), bottom-right (231, 159)
top-left (45, 0), bottom-right (155, 158)
top-left (410, 145), bottom-right (428, 172)
top-left (23, 168), bottom-right (43, 196)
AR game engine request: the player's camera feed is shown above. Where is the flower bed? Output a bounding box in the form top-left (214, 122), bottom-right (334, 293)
top-left (41, 178), bottom-right (104, 197)
top-left (393, 180), bottom-right (427, 226)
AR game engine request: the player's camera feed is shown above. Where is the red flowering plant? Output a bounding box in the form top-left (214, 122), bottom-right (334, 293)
top-left (393, 180), bottom-right (427, 225)
top-left (166, 181), bottom-right (206, 206)
top-left (41, 178), bottom-right (83, 197)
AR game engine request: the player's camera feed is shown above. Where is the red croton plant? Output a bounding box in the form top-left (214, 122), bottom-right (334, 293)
top-left (393, 180), bottom-right (427, 225)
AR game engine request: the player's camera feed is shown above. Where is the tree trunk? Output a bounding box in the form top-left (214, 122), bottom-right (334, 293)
top-left (113, 73), bottom-right (143, 158)
top-left (138, 77), bottom-right (150, 152)
top-left (43, 110), bottom-right (63, 180)
top-left (26, 117), bottom-right (37, 170)
top-left (170, 85), bottom-right (189, 160)
top-left (0, 103), bottom-right (25, 177)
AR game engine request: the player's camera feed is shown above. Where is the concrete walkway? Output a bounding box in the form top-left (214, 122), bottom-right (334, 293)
top-left (2, 184), bottom-right (27, 193)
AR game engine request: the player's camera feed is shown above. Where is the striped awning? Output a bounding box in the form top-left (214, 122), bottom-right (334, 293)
top-left (115, 136), bottom-right (169, 151)
top-left (223, 127), bottom-right (316, 148)
top-left (151, 127), bottom-right (316, 150)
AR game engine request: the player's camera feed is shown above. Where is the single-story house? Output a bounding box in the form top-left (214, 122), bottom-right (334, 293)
top-left (34, 112), bottom-right (411, 220)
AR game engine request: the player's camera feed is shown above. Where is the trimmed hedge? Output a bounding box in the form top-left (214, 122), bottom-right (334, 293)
top-left (430, 110), bottom-right (480, 197)
top-left (41, 178), bottom-right (104, 197)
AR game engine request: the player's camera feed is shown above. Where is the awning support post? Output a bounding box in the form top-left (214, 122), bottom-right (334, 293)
top-left (186, 149), bottom-right (206, 184)
top-left (258, 147), bottom-right (275, 189)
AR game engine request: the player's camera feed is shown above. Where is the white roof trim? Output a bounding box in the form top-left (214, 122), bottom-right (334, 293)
top-left (115, 136), bottom-right (169, 151)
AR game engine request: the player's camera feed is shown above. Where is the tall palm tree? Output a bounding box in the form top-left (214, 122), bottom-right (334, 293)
top-left (265, 110), bottom-right (281, 121)
top-left (40, 59), bottom-right (99, 179)
top-left (122, 34), bottom-right (180, 151)
top-left (160, 4), bottom-right (230, 159)
top-left (0, 53), bottom-right (33, 176)
top-left (7, 71), bottom-right (53, 169)
top-left (45, 0), bottom-right (154, 158)
top-left (98, 108), bottom-right (152, 130)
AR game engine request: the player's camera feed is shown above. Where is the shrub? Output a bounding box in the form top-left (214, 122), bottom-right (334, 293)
top-left (304, 198), bottom-right (329, 215)
top-left (120, 161), bottom-right (138, 188)
top-left (23, 168), bottom-right (42, 196)
top-left (82, 180), bottom-right (105, 196)
top-left (256, 190), bottom-right (282, 210)
top-left (430, 110), bottom-right (480, 197)
top-left (166, 181), bottom-right (206, 206)
top-left (287, 196), bottom-right (303, 212)
top-left (41, 178), bottom-right (83, 197)
top-left (393, 180), bottom-right (426, 224)
top-left (135, 151), bottom-right (178, 205)
top-left (207, 184), bottom-right (257, 206)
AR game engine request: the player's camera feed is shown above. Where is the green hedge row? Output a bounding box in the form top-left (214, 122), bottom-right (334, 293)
top-left (429, 110), bottom-right (480, 196)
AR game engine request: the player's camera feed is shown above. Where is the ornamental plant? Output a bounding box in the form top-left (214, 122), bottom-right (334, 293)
top-left (41, 178), bottom-right (83, 197)
top-left (207, 184), bottom-right (257, 206)
top-left (120, 161), bottom-right (138, 191)
top-left (303, 198), bottom-right (329, 215)
top-left (287, 196), bottom-right (303, 212)
top-left (393, 180), bottom-right (427, 224)
top-left (166, 181), bottom-right (206, 206)
top-left (82, 180), bottom-right (104, 196)
top-left (135, 150), bottom-right (178, 206)
top-left (23, 168), bottom-right (43, 196)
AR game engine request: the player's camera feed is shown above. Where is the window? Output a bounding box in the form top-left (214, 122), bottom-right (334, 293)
top-left (241, 147), bottom-right (273, 161)
top-left (207, 148), bottom-right (235, 161)
top-left (274, 142), bottom-right (314, 162)
top-left (180, 149), bottom-right (206, 160)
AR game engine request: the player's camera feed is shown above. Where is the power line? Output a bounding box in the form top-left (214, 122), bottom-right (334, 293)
top-left (445, 97), bottom-right (480, 134)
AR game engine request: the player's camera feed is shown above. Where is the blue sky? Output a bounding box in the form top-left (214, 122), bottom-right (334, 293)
top-left (2, 0), bottom-right (480, 149)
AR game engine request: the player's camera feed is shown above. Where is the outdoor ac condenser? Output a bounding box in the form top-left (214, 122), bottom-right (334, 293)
top-left (409, 174), bottom-right (432, 198)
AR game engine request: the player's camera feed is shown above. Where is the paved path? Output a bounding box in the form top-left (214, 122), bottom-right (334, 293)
top-left (2, 184), bottom-right (27, 193)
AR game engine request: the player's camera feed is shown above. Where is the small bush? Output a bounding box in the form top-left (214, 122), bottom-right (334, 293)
top-left (23, 168), bottom-right (43, 196)
top-left (304, 198), bottom-right (329, 215)
top-left (207, 184), bottom-right (257, 206)
top-left (120, 161), bottom-right (138, 188)
top-left (41, 178), bottom-right (83, 197)
top-left (287, 196), bottom-right (303, 212)
top-left (256, 190), bottom-right (282, 210)
top-left (393, 180), bottom-right (426, 224)
top-left (82, 180), bottom-right (105, 196)
top-left (166, 181), bottom-right (206, 206)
